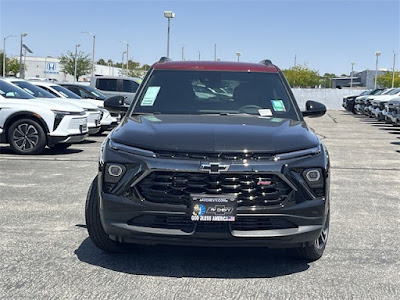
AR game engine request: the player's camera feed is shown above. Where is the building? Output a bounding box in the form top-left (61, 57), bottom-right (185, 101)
top-left (332, 70), bottom-right (386, 89)
top-left (11, 56), bottom-right (125, 82)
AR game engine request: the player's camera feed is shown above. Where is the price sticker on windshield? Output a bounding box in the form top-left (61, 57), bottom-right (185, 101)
top-left (141, 86), bottom-right (160, 106)
top-left (271, 99), bottom-right (286, 112)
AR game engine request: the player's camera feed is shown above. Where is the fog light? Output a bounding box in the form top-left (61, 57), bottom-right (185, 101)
top-left (302, 168), bottom-right (324, 189)
top-left (108, 165), bottom-right (123, 177)
top-left (104, 163), bottom-right (126, 184)
top-left (305, 170), bottom-right (321, 182)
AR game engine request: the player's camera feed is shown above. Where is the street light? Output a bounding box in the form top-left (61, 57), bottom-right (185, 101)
top-left (121, 51), bottom-right (126, 76)
top-left (3, 35), bottom-right (15, 77)
top-left (74, 44), bottom-right (81, 82)
top-left (164, 10), bottom-right (175, 58)
top-left (350, 62), bottom-right (355, 88)
top-left (118, 40), bottom-right (129, 76)
top-left (82, 31), bottom-right (95, 77)
top-left (19, 33), bottom-right (27, 78)
top-left (236, 52), bottom-right (242, 62)
top-left (374, 51), bottom-right (381, 89)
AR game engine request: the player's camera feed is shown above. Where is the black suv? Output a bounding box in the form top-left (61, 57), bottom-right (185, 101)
top-left (85, 58), bottom-right (330, 261)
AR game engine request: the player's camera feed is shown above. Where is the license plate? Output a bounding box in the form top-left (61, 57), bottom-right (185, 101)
top-left (191, 194), bottom-right (237, 222)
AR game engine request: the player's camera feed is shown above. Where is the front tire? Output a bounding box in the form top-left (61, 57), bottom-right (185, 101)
top-left (85, 176), bottom-right (130, 253)
top-left (291, 211), bottom-right (330, 261)
top-left (7, 118), bottom-right (46, 155)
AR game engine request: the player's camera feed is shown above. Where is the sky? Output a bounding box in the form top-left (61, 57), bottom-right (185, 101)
top-left (0, 0), bottom-right (399, 75)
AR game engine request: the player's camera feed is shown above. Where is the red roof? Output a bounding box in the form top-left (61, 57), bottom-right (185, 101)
top-left (153, 61), bottom-right (280, 73)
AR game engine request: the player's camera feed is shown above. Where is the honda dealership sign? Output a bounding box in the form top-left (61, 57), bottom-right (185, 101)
top-left (45, 62), bottom-right (59, 74)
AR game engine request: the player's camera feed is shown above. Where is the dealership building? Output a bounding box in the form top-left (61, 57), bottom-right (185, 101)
top-left (331, 69), bottom-right (386, 89)
top-left (11, 56), bottom-right (125, 82)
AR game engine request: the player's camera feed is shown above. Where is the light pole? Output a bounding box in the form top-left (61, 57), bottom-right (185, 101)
top-left (74, 44), bottom-right (81, 82)
top-left (198, 51), bottom-right (201, 61)
top-left (214, 44), bottom-right (217, 61)
top-left (82, 31), bottom-right (95, 77)
top-left (374, 51), bottom-right (381, 89)
top-left (236, 52), bottom-right (242, 62)
top-left (392, 52), bottom-right (396, 88)
top-left (181, 45), bottom-right (184, 61)
top-left (350, 62), bottom-right (355, 88)
top-left (3, 35), bottom-right (15, 77)
top-left (19, 33), bottom-right (27, 78)
top-left (121, 51), bottom-right (126, 76)
top-left (164, 11), bottom-right (175, 58)
top-left (118, 40), bottom-right (129, 76)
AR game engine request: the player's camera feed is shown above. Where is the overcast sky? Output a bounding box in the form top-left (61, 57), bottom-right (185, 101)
top-left (1, 0), bottom-right (399, 75)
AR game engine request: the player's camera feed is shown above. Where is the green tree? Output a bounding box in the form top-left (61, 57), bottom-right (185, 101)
top-left (97, 58), bottom-right (106, 65)
top-left (377, 71), bottom-right (400, 88)
top-left (59, 51), bottom-right (92, 81)
top-left (7, 58), bottom-right (24, 76)
top-left (320, 73), bottom-right (337, 88)
top-left (282, 65), bottom-right (320, 88)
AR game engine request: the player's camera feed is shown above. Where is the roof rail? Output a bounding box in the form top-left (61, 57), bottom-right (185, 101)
top-left (158, 57), bottom-right (172, 63)
top-left (259, 59), bottom-right (274, 66)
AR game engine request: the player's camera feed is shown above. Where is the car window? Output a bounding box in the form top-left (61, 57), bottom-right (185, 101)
top-left (122, 80), bottom-right (139, 93)
top-left (37, 85), bottom-right (59, 97)
top-left (133, 70), bottom-right (298, 120)
top-left (96, 78), bottom-right (118, 91)
top-left (51, 85), bottom-right (82, 99)
top-left (12, 81), bottom-right (56, 98)
top-left (80, 85), bottom-right (107, 100)
top-left (0, 81), bottom-right (35, 99)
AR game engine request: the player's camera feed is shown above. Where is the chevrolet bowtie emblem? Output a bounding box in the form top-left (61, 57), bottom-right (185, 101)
top-left (200, 163), bottom-right (229, 173)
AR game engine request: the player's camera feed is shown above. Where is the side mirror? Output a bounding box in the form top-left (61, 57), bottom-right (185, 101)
top-left (302, 100), bottom-right (326, 118)
top-left (104, 96), bottom-right (128, 113)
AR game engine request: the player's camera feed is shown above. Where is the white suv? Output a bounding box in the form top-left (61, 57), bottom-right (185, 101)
top-left (27, 81), bottom-right (102, 135)
top-left (0, 79), bottom-right (88, 154)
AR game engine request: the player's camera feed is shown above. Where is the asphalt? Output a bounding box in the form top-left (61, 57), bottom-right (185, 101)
top-left (0, 110), bottom-right (399, 299)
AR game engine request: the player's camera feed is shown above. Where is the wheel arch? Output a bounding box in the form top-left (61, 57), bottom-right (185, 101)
top-left (3, 112), bottom-right (50, 143)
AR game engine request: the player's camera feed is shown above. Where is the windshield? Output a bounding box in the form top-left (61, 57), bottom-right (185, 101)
top-left (0, 80), bottom-right (35, 99)
top-left (52, 85), bottom-right (82, 99)
top-left (388, 88), bottom-right (400, 95)
top-left (133, 70), bottom-right (298, 120)
top-left (82, 85), bottom-right (107, 100)
top-left (360, 90), bottom-right (371, 96)
top-left (12, 81), bottom-right (56, 98)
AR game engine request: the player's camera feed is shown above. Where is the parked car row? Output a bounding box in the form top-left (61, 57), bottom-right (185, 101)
top-left (342, 88), bottom-right (400, 125)
top-left (0, 78), bottom-right (122, 154)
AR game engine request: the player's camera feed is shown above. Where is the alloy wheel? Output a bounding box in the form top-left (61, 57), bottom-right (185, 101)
top-left (12, 123), bottom-right (39, 151)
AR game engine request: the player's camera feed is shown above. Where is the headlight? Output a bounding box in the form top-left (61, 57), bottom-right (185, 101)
top-left (302, 168), bottom-right (324, 188)
top-left (104, 163), bottom-right (126, 183)
top-left (52, 110), bottom-right (85, 116)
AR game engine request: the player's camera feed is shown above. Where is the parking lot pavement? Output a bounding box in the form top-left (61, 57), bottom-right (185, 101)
top-left (0, 110), bottom-right (399, 299)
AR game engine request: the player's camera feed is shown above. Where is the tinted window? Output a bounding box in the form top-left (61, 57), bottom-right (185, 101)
top-left (80, 85), bottom-right (107, 100)
top-left (0, 81), bottom-right (35, 99)
top-left (51, 85), bottom-right (81, 99)
top-left (96, 78), bottom-right (118, 91)
top-left (38, 85), bottom-right (59, 97)
top-left (122, 80), bottom-right (139, 93)
top-left (12, 81), bottom-right (56, 98)
top-left (133, 70), bottom-right (298, 120)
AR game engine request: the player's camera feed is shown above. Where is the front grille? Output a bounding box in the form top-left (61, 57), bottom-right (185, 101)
top-left (68, 117), bottom-right (87, 130)
top-left (156, 151), bottom-right (273, 161)
top-left (128, 215), bottom-right (297, 232)
top-left (135, 172), bottom-right (292, 208)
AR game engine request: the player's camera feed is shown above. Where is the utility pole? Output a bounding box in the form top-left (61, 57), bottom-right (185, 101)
top-left (294, 54), bottom-right (297, 67)
top-left (198, 51), bottom-right (201, 61)
top-left (214, 44), bottom-right (217, 61)
top-left (181, 46), bottom-right (184, 61)
top-left (19, 33), bottom-right (27, 78)
top-left (350, 62), bottom-right (355, 88)
top-left (74, 44), bottom-right (80, 82)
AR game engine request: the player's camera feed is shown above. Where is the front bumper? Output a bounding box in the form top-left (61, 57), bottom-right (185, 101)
top-left (48, 132), bottom-right (88, 145)
top-left (98, 141), bottom-right (330, 248)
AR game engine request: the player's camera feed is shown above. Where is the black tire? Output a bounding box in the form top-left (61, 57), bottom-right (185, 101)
top-left (49, 143), bottom-right (71, 150)
top-left (291, 211), bottom-right (330, 261)
top-left (7, 118), bottom-right (46, 155)
top-left (85, 176), bottom-right (130, 253)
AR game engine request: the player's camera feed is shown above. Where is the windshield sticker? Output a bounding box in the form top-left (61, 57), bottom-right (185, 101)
top-left (141, 86), bottom-right (160, 106)
top-left (271, 100), bottom-right (286, 112)
top-left (258, 109), bottom-right (272, 117)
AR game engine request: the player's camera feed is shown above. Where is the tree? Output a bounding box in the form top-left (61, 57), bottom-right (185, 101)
top-left (97, 58), bottom-right (106, 65)
top-left (320, 73), bottom-right (337, 88)
top-left (7, 58), bottom-right (23, 76)
top-left (377, 71), bottom-right (400, 88)
top-left (59, 51), bottom-right (92, 81)
top-left (282, 65), bottom-right (320, 88)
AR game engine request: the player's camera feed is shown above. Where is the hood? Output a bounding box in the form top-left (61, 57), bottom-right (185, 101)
top-left (81, 99), bottom-right (104, 108)
top-left (111, 114), bottom-right (320, 153)
top-left (51, 97), bottom-right (98, 110)
top-left (28, 98), bottom-right (84, 112)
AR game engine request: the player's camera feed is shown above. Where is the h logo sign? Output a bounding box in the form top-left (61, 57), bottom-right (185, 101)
top-left (47, 63), bottom-right (56, 71)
